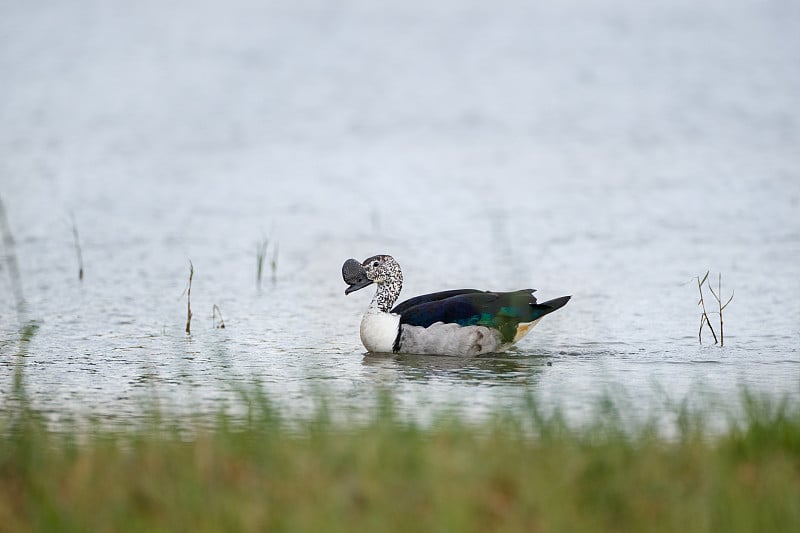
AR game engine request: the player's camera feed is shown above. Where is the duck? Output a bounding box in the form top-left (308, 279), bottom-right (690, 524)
top-left (342, 254), bottom-right (570, 356)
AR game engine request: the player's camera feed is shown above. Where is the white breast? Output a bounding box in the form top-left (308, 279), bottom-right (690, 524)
top-left (360, 311), bottom-right (401, 353)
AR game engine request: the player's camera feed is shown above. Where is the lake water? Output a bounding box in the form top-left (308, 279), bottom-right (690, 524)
top-left (1, 0), bottom-right (799, 429)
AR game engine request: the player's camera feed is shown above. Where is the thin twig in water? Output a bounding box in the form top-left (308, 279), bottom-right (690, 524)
top-left (696, 271), bottom-right (718, 345)
top-left (0, 195), bottom-right (26, 323)
top-left (70, 213), bottom-right (84, 281)
top-left (707, 273), bottom-right (734, 347)
top-left (270, 241), bottom-right (279, 283)
top-left (256, 238), bottom-right (269, 289)
top-left (212, 304), bottom-right (226, 329)
top-left (185, 261), bottom-right (194, 335)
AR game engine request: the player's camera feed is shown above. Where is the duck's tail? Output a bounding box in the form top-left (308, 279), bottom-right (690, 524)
top-left (537, 295), bottom-right (571, 313)
top-left (512, 295), bottom-right (571, 342)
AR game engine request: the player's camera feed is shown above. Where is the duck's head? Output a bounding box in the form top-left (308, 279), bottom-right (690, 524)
top-left (343, 254), bottom-right (403, 295)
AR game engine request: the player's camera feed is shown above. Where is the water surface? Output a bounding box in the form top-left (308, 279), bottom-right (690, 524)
top-left (1, 0), bottom-right (799, 427)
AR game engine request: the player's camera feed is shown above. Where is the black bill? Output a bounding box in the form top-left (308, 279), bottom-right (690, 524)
top-left (343, 258), bottom-right (372, 294)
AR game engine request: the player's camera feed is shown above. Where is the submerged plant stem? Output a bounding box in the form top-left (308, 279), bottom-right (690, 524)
top-left (256, 238), bottom-right (268, 289)
top-left (697, 271), bottom-right (718, 345)
top-left (270, 241), bottom-right (278, 283)
top-left (185, 261), bottom-right (194, 335)
top-left (708, 273), bottom-right (734, 347)
top-left (70, 213), bottom-right (84, 281)
top-left (0, 195), bottom-right (26, 323)
top-left (212, 304), bottom-right (225, 329)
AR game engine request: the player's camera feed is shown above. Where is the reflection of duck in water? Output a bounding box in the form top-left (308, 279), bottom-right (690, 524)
top-left (362, 351), bottom-right (545, 385)
top-left (343, 255), bottom-right (570, 356)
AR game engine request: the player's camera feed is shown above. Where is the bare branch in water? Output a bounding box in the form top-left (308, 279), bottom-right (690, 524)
top-left (70, 213), bottom-right (84, 281)
top-left (185, 261), bottom-right (194, 335)
top-left (0, 195), bottom-right (27, 323)
top-left (256, 238), bottom-right (269, 289)
top-left (696, 271), bottom-right (718, 345)
top-left (707, 273), bottom-right (733, 346)
top-left (695, 271), bottom-right (733, 346)
top-left (212, 304), bottom-right (226, 329)
top-left (270, 241), bottom-right (279, 283)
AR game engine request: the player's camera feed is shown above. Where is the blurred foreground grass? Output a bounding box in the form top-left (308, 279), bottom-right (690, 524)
top-left (1, 379), bottom-right (799, 533)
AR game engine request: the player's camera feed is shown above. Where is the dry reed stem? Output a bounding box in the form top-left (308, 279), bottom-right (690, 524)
top-left (270, 242), bottom-right (278, 283)
top-left (0, 195), bottom-right (26, 323)
top-left (185, 261), bottom-right (194, 335)
top-left (70, 213), bottom-right (84, 281)
top-left (697, 271), bottom-right (718, 345)
top-left (212, 304), bottom-right (225, 329)
top-left (707, 273), bottom-right (734, 347)
top-left (256, 238), bottom-right (268, 289)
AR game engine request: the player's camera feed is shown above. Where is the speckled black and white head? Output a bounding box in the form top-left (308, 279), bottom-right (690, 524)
top-left (344, 254), bottom-right (403, 312)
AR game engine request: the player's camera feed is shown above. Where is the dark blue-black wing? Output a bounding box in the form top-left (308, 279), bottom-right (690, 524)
top-left (397, 290), bottom-right (570, 343)
top-left (390, 289), bottom-right (485, 315)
